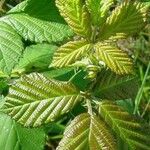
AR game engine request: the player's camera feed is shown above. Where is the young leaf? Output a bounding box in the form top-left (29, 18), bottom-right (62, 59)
top-left (95, 42), bottom-right (133, 74)
top-left (86, 0), bottom-right (113, 26)
top-left (51, 40), bottom-right (91, 68)
top-left (93, 69), bottom-right (139, 100)
top-left (0, 21), bottom-right (24, 74)
top-left (3, 73), bottom-right (82, 127)
top-left (57, 113), bottom-right (117, 150)
top-left (56, 0), bottom-right (92, 39)
top-left (99, 101), bottom-right (150, 150)
top-left (100, 2), bottom-right (147, 40)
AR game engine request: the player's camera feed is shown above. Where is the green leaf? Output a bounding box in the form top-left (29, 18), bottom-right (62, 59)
top-left (8, 0), bottom-right (66, 23)
top-left (16, 124), bottom-right (45, 150)
top-left (93, 69), bottom-right (139, 100)
top-left (0, 113), bottom-right (45, 150)
top-left (100, 2), bottom-right (147, 40)
top-left (0, 21), bottom-right (24, 73)
top-left (0, 97), bottom-right (46, 150)
top-left (51, 40), bottom-right (91, 68)
top-left (99, 101), bottom-right (150, 150)
top-left (56, 0), bottom-right (92, 38)
top-left (95, 42), bottom-right (133, 74)
top-left (86, 0), bottom-right (113, 26)
top-left (3, 73), bottom-right (82, 127)
top-left (2, 14), bottom-right (73, 43)
top-left (57, 113), bottom-right (117, 150)
top-left (0, 4), bottom-right (73, 73)
top-left (0, 113), bottom-right (20, 150)
top-left (15, 44), bottom-right (57, 71)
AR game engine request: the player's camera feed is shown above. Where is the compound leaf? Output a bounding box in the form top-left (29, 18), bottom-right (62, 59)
top-left (3, 73), bottom-right (82, 127)
top-left (93, 69), bottom-right (139, 100)
top-left (51, 40), bottom-right (91, 68)
top-left (86, 0), bottom-right (113, 26)
top-left (57, 113), bottom-right (116, 150)
top-left (56, 0), bottom-right (92, 39)
top-left (95, 42), bottom-right (133, 74)
top-left (100, 2), bottom-right (147, 40)
top-left (99, 101), bottom-right (150, 150)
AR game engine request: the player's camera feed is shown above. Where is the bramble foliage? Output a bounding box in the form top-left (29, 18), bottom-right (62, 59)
top-left (0, 0), bottom-right (150, 149)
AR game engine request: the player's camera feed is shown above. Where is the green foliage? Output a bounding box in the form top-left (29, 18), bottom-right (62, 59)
top-left (95, 42), bottom-right (133, 74)
top-left (100, 2), bottom-right (147, 40)
top-left (99, 101), bottom-right (150, 150)
top-left (3, 73), bottom-right (82, 127)
top-left (0, 0), bottom-right (150, 149)
top-left (86, 0), bottom-right (113, 26)
top-left (57, 113), bottom-right (117, 150)
top-left (93, 69), bottom-right (139, 100)
top-left (51, 40), bottom-right (91, 68)
top-left (56, 0), bottom-right (92, 39)
top-left (16, 44), bottom-right (57, 71)
top-left (0, 0), bottom-right (73, 74)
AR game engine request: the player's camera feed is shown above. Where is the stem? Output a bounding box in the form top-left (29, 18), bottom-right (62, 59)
top-left (134, 62), bottom-right (150, 114)
top-left (91, 27), bottom-right (97, 43)
top-left (48, 135), bottom-right (63, 140)
top-left (86, 99), bottom-right (93, 115)
top-left (141, 99), bottom-right (150, 117)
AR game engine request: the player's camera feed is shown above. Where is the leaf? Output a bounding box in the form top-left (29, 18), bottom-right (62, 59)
top-left (93, 69), bottom-right (139, 100)
top-left (95, 42), bottom-right (133, 74)
top-left (2, 14), bottom-right (73, 43)
top-left (3, 73), bottom-right (82, 127)
top-left (0, 113), bottom-right (20, 150)
top-left (0, 21), bottom-right (24, 73)
top-left (86, 0), bottom-right (113, 26)
top-left (51, 40), bottom-right (91, 68)
top-left (8, 0), bottom-right (66, 23)
top-left (99, 101), bottom-right (150, 150)
top-left (100, 2), bottom-right (147, 40)
top-left (15, 44), bottom-right (57, 71)
top-left (16, 124), bottom-right (46, 150)
top-left (57, 113), bottom-right (117, 150)
top-left (56, 0), bottom-right (92, 38)
top-left (0, 4), bottom-right (73, 73)
top-left (0, 96), bottom-right (46, 150)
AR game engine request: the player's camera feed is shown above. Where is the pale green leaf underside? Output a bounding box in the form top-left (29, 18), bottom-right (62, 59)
top-left (100, 2), bottom-right (147, 40)
top-left (95, 43), bottom-right (133, 74)
top-left (86, 0), bottom-right (113, 25)
top-left (57, 113), bottom-right (116, 150)
top-left (51, 40), bottom-right (91, 68)
top-left (99, 101), bottom-right (150, 150)
top-left (3, 73), bottom-right (82, 127)
top-left (0, 113), bottom-right (20, 150)
top-left (93, 69), bottom-right (138, 100)
top-left (56, 0), bottom-right (92, 38)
